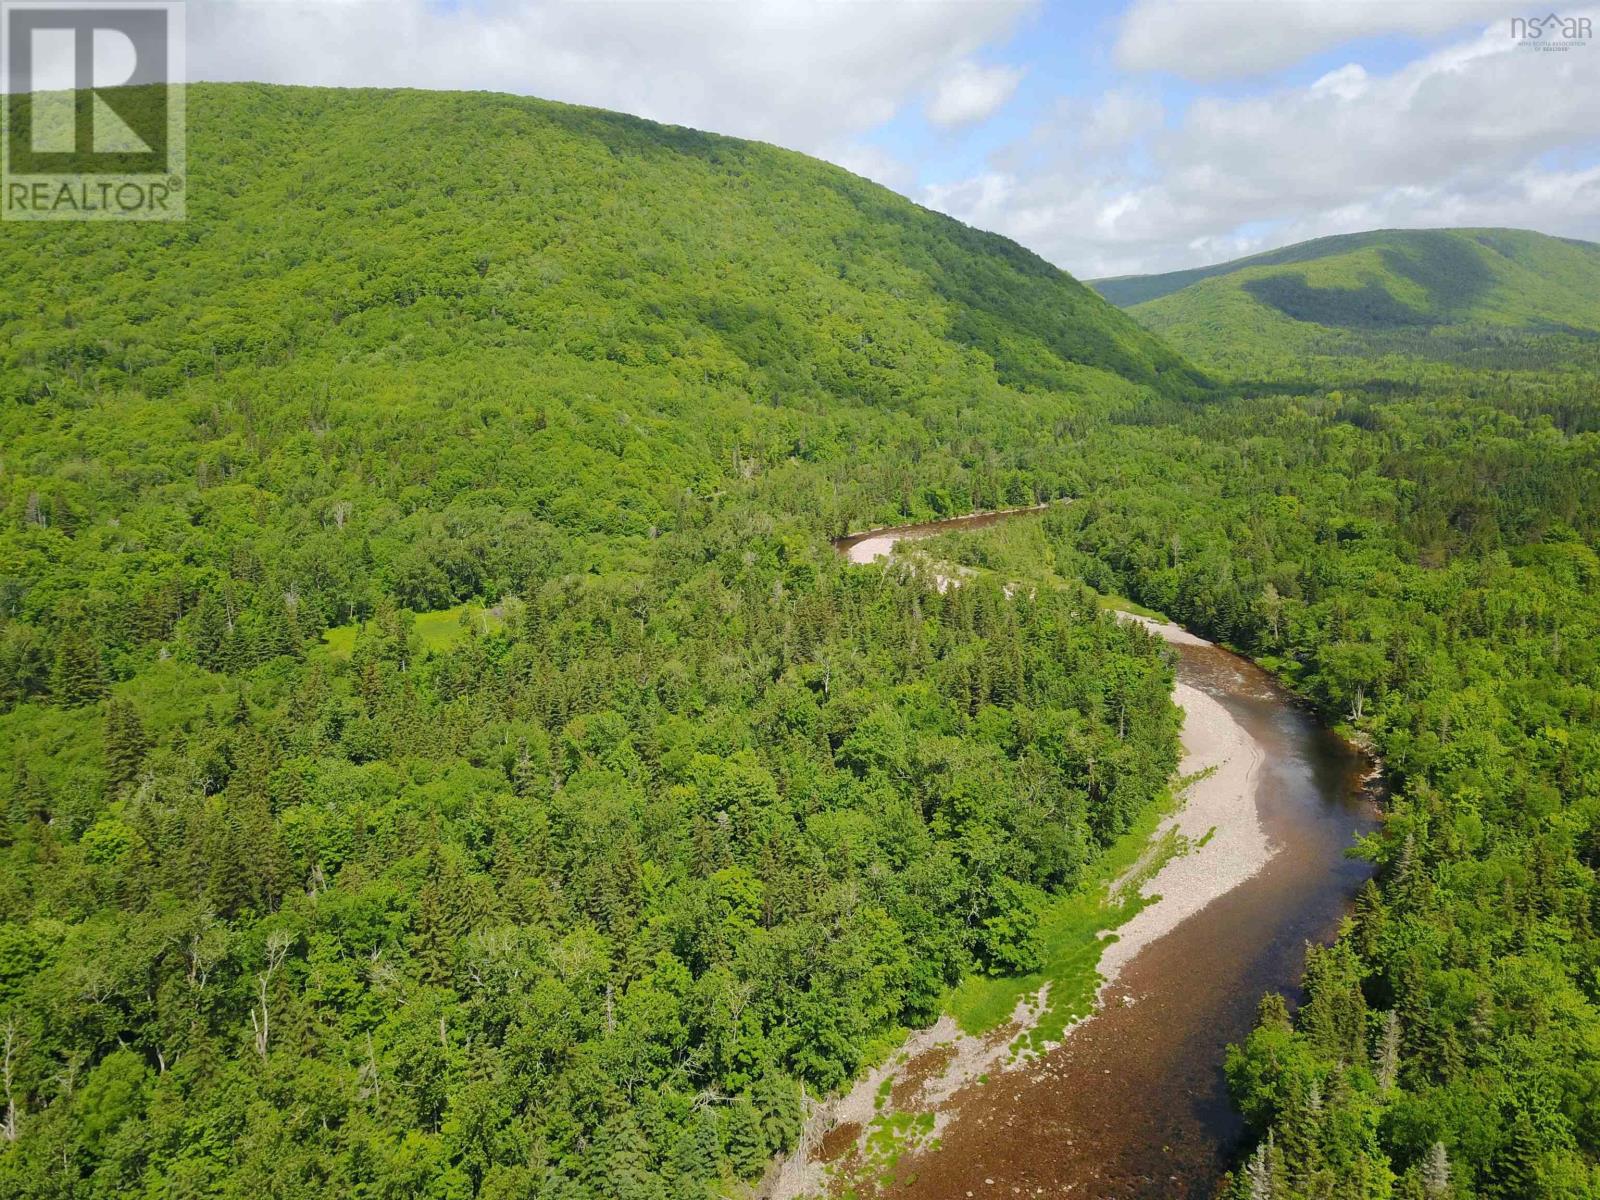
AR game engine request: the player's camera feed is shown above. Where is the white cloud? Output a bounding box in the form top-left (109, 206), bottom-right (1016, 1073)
top-left (144, 1), bottom-right (1600, 280)
top-left (925, 60), bottom-right (1025, 128)
top-left (1116, 0), bottom-right (1525, 81)
top-left (1162, 22), bottom-right (1599, 212)
top-left (1077, 88), bottom-right (1164, 151)
top-left (926, 11), bottom-right (1600, 276)
top-left (188, 0), bottom-right (1033, 156)
top-left (1309, 64), bottom-right (1368, 102)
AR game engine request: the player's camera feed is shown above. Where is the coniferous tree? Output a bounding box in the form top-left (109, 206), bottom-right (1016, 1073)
top-left (1422, 1141), bottom-right (1452, 1200)
top-left (668, 1108), bottom-right (720, 1190)
top-left (722, 1096), bottom-right (767, 1179)
top-left (102, 697), bottom-right (149, 798)
top-left (50, 627), bottom-right (107, 707)
top-left (1489, 1114), bottom-right (1541, 1200)
top-left (586, 1113), bottom-right (665, 1200)
top-left (191, 592), bottom-right (232, 671)
top-left (751, 1071), bottom-right (802, 1156)
top-left (9, 763), bottom-right (50, 827)
top-left (208, 812), bottom-right (257, 919)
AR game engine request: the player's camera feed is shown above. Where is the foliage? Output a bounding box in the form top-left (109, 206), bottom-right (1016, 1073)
top-left (1046, 280), bottom-right (1600, 1196)
top-left (0, 83), bottom-right (1188, 1198)
top-left (5, 80), bottom-right (1599, 1198)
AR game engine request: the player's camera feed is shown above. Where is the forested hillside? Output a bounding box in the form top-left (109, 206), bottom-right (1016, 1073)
top-left (1091, 228), bottom-right (1600, 381)
top-left (5, 81), bottom-right (1599, 1200)
top-left (1067, 232), bottom-right (1600, 1197)
top-left (927, 366), bottom-right (1600, 1197)
top-left (0, 85), bottom-right (1189, 1198)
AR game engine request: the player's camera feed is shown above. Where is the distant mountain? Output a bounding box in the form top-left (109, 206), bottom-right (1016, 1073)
top-left (1090, 228), bottom-right (1600, 377)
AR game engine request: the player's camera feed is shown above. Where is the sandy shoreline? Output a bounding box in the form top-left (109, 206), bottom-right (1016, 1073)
top-left (1097, 613), bottom-right (1272, 989)
top-left (764, 607), bottom-right (1276, 1198)
top-left (836, 504), bottom-right (1052, 563)
top-left (1093, 683), bottom-right (1270, 996)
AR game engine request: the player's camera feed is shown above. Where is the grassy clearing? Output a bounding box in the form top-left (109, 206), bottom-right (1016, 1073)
top-left (825, 527), bottom-right (1200, 1195)
top-left (1093, 591), bottom-right (1171, 623)
top-left (911, 524), bottom-right (1193, 1045)
top-left (942, 779), bottom-right (1195, 1045)
top-left (860, 1109), bottom-right (937, 1189)
top-left (319, 603), bottom-right (505, 658)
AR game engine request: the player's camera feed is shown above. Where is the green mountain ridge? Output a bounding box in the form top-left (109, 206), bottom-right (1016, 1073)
top-left (1089, 227), bottom-right (1600, 378)
top-left (0, 81), bottom-right (1213, 630)
top-left (2, 82), bottom-right (1202, 410)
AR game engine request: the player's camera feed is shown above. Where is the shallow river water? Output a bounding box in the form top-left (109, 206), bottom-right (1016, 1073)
top-left (827, 513), bottom-right (1381, 1198)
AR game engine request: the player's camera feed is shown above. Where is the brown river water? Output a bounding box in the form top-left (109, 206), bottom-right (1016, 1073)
top-left (825, 512), bottom-right (1381, 1199)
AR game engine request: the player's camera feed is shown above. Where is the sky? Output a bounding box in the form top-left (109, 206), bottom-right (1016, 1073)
top-left (180, 0), bottom-right (1600, 278)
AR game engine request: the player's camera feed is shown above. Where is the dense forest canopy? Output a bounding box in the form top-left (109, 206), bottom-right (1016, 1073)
top-left (1073, 233), bottom-right (1600, 1198)
top-left (0, 84), bottom-right (1192, 1199)
top-left (2, 84), bottom-right (1598, 1200)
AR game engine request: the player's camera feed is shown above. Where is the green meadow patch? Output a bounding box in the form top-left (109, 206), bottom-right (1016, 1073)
top-left (319, 603), bottom-right (506, 659)
top-left (942, 776), bottom-right (1200, 1051)
top-left (1093, 590), bottom-right (1170, 623)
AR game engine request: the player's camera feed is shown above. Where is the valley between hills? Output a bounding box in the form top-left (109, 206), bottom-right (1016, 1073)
top-left (2, 85), bottom-right (1598, 1200)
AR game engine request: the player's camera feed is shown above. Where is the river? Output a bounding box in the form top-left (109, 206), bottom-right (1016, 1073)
top-left (809, 510), bottom-right (1381, 1199)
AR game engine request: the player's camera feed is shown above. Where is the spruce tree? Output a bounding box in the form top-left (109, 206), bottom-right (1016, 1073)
top-left (102, 697), bottom-right (148, 798)
top-left (191, 592), bottom-right (231, 671)
top-left (511, 738), bottom-right (541, 798)
top-left (411, 874), bottom-right (455, 986)
top-left (1241, 1133), bottom-right (1273, 1200)
top-left (10, 763), bottom-right (51, 827)
top-left (1352, 878), bottom-right (1387, 960)
top-left (723, 1096), bottom-right (767, 1179)
top-left (1490, 1114), bottom-right (1540, 1200)
top-left (586, 1113), bottom-right (665, 1200)
top-left (208, 812), bottom-right (257, 919)
top-left (410, 845), bottom-right (475, 986)
top-left (1369, 1009), bottom-right (1400, 1093)
top-left (51, 628), bottom-right (107, 707)
top-left (668, 1108), bottom-right (721, 1187)
top-left (751, 1071), bottom-right (802, 1156)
